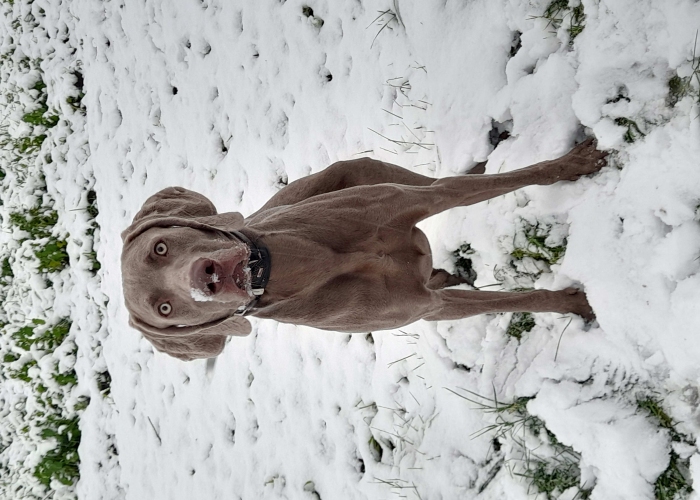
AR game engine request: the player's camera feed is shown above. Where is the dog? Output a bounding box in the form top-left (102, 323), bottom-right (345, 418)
top-left (121, 138), bottom-right (606, 360)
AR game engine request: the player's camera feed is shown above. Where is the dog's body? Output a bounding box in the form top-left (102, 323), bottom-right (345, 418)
top-left (121, 139), bottom-right (606, 360)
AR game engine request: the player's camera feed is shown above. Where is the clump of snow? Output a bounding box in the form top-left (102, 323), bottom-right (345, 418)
top-left (190, 288), bottom-right (213, 302)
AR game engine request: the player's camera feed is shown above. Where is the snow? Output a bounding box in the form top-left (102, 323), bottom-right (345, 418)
top-left (190, 288), bottom-right (213, 302)
top-left (2, 0), bottom-right (700, 498)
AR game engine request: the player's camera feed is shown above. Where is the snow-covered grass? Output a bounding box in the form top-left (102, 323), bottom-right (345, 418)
top-left (0, 1), bottom-right (107, 498)
top-left (2, 0), bottom-right (700, 499)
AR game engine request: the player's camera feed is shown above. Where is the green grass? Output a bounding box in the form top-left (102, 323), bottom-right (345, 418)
top-left (33, 237), bottom-right (70, 272)
top-left (9, 318), bottom-right (71, 358)
top-left (668, 32), bottom-right (700, 107)
top-left (7, 134), bottom-right (47, 154)
top-left (8, 359), bottom-right (37, 382)
top-left (614, 117), bottom-right (645, 143)
top-left (22, 106), bottom-right (59, 128)
top-left (537, 0), bottom-right (586, 44)
top-left (0, 19), bottom-right (94, 497)
top-left (637, 397), bottom-right (693, 499)
top-left (445, 387), bottom-right (538, 439)
top-left (9, 207), bottom-right (70, 272)
top-left (668, 74), bottom-right (694, 107)
top-left (9, 206), bottom-right (59, 238)
top-left (516, 456), bottom-right (591, 500)
top-left (33, 415), bottom-right (81, 487)
top-left (448, 388), bottom-right (592, 498)
top-left (511, 221), bottom-right (566, 266)
top-left (3, 317), bottom-right (82, 489)
top-left (506, 312), bottom-right (536, 340)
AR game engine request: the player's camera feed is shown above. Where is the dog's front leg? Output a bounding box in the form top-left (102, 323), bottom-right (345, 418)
top-left (434, 138), bottom-right (607, 207)
top-left (530, 137), bottom-right (608, 185)
top-left (422, 287), bottom-right (595, 322)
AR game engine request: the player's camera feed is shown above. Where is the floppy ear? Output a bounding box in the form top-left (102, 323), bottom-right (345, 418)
top-left (129, 315), bottom-right (252, 361)
top-left (121, 187), bottom-right (244, 245)
top-left (132, 186), bottom-right (218, 220)
top-left (147, 334), bottom-right (228, 361)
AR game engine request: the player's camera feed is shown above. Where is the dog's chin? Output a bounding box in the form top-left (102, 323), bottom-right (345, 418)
top-left (231, 261), bottom-right (253, 296)
top-left (213, 256), bottom-right (253, 300)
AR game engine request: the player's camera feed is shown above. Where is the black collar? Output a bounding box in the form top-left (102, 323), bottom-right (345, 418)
top-left (229, 230), bottom-right (271, 315)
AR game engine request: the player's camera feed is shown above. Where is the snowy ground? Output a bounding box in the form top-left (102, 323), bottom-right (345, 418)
top-left (3, 0), bottom-right (700, 498)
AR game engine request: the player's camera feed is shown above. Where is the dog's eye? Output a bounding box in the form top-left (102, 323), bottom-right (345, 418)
top-left (154, 242), bottom-right (168, 256)
top-left (158, 302), bottom-right (172, 316)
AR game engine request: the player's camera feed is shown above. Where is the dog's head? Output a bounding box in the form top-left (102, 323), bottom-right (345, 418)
top-left (121, 187), bottom-right (253, 361)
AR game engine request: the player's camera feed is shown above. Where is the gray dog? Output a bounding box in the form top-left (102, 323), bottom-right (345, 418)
top-left (121, 138), bottom-right (606, 360)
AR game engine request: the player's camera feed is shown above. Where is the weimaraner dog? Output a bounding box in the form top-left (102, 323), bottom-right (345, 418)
top-left (121, 138), bottom-right (606, 360)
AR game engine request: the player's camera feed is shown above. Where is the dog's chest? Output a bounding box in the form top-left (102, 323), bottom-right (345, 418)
top-left (262, 231), bottom-right (405, 294)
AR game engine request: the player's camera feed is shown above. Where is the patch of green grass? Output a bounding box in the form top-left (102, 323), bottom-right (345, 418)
top-left (8, 359), bottom-right (37, 382)
top-left (516, 457), bottom-right (591, 500)
top-left (655, 452), bottom-right (692, 500)
top-left (506, 312), bottom-right (536, 340)
top-left (668, 74), bottom-right (694, 107)
top-left (9, 206), bottom-right (58, 239)
top-left (637, 397), bottom-right (693, 500)
top-left (637, 397), bottom-right (675, 433)
top-left (66, 92), bottom-right (86, 112)
top-left (537, 0), bottom-right (586, 44)
top-left (3, 352), bottom-right (20, 363)
top-left (448, 388), bottom-right (591, 499)
top-left (614, 117), bottom-right (645, 143)
top-left (446, 387), bottom-right (538, 438)
top-left (33, 237), bottom-right (70, 272)
top-left (10, 319), bottom-right (70, 355)
top-left (53, 370), bottom-right (78, 386)
top-left (22, 106), bottom-right (59, 128)
top-left (10, 206), bottom-right (71, 272)
top-left (73, 396), bottom-right (90, 412)
top-left (33, 415), bottom-right (81, 487)
top-left (0, 15), bottom-right (89, 500)
top-left (668, 32), bottom-right (700, 108)
top-left (511, 221), bottom-right (566, 266)
top-left (10, 134), bottom-right (47, 154)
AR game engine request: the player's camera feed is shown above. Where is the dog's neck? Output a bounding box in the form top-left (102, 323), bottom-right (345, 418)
top-left (229, 230), bottom-right (271, 315)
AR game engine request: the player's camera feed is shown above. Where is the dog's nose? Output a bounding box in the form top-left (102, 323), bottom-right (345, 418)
top-left (191, 259), bottom-right (219, 294)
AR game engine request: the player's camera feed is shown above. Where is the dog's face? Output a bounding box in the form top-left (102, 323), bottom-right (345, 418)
top-left (121, 187), bottom-right (253, 361)
top-left (122, 226), bottom-right (253, 328)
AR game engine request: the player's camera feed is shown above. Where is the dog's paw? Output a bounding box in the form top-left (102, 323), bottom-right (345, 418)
top-left (550, 137), bottom-right (608, 182)
top-left (563, 287), bottom-right (596, 322)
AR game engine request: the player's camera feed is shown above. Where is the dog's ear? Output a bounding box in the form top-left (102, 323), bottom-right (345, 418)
top-left (121, 187), bottom-right (244, 244)
top-left (133, 186), bottom-right (218, 220)
top-left (129, 314), bottom-right (252, 361)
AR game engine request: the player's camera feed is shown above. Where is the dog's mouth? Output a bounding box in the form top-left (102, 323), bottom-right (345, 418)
top-left (191, 251), bottom-right (253, 302)
top-left (231, 261), bottom-right (251, 292)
